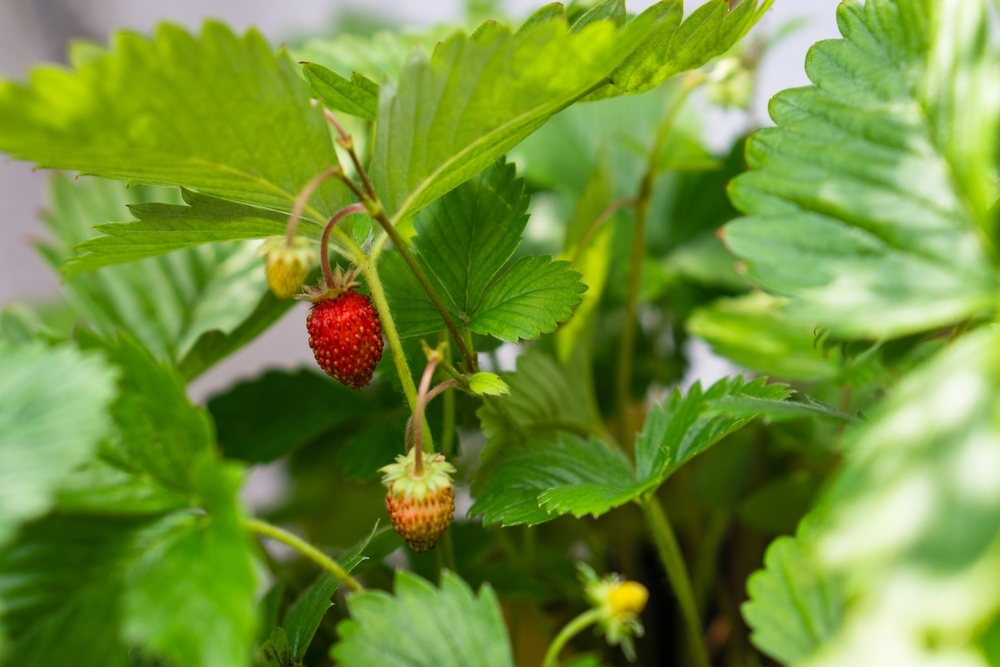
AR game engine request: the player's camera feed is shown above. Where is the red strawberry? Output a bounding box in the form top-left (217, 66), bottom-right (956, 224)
top-left (380, 449), bottom-right (457, 552)
top-left (306, 289), bottom-right (384, 390)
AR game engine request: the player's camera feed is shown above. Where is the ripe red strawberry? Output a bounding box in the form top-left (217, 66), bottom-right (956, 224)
top-left (380, 449), bottom-right (456, 552)
top-left (306, 289), bottom-right (384, 389)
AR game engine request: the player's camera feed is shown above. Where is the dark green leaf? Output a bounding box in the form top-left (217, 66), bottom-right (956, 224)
top-left (0, 22), bottom-right (347, 216)
top-left (261, 628), bottom-right (294, 667)
top-left (332, 571), bottom-right (514, 667)
top-left (471, 434), bottom-right (635, 527)
top-left (209, 369), bottom-right (373, 464)
top-left (303, 63), bottom-right (379, 120)
top-left (706, 395), bottom-right (855, 423)
top-left (0, 341), bottom-right (117, 548)
top-left (723, 0), bottom-right (998, 337)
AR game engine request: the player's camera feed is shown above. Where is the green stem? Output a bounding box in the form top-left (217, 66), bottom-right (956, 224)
top-left (541, 608), bottom-right (603, 667)
top-left (641, 497), bottom-right (710, 667)
top-left (360, 256), bottom-right (419, 411)
top-left (615, 81), bottom-right (699, 440)
top-left (244, 517), bottom-right (363, 593)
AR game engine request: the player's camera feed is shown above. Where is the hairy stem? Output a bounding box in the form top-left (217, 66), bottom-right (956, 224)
top-left (244, 517), bottom-right (362, 593)
top-left (541, 608), bottom-right (603, 667)
top-left (641, 497), bottom-right (710, 667)
top-left (319, 203), bottom-right (366, 288)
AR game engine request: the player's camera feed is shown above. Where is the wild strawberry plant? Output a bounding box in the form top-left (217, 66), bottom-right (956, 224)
top-left (1, 0), bottom-right (998, 665)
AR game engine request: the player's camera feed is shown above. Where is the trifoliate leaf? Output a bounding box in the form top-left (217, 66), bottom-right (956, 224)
top-left (0, 22), bottom-right (347, 217)
top-left (469, 372), bottom-right (510, 397)
top-left (0, 341), bottom-right (117, 549)
top-left (332, 571), bottom-right (514, 667)
top-left (742, 518), bottom-right (845, 665)
top-left (723, 0), bottom-right (999, 338)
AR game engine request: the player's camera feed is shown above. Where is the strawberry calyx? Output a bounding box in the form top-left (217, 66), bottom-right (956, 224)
top-left (295, 264), bottom-right (362, 303)
top-left (379, 448), bottom-right (456, 500)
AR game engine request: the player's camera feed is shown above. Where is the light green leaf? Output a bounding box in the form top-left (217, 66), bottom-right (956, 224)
top-left (332, 570), bottom-right (514, 667)
top-left (742, 519), bottom-right (844, 665)
top-left (303, 63), bottom-right (379, 120)
top-left (121, 466), bottom-right (257, 667)
top-left (39, 175), bottom-right (287, 380)
top-left (813, 328), bottom-right (1000, 648)
top-left (723, 0), bottom-right (999, 338)
top-left (469, 256), bottom-right (586, 342)
top-left (469, 372), bottom-right (510, 396)
top-left (595, 0), bottom-right (773, 98)
top-left (64, 189), bottom-right (291, 275)
top-left (0, 22), bottom-right (347, 217)
top-left (84, 332), bottom-right (215, 497)
top-left (0, 341), bottom-right (117, 549)
top-left (371, 11), bottom-right (666, 222)
top-left (571, 0), bottom-right (626, 32)
top-left (688, 292), bottom-right (843, 381)
top-left (706, 395), bottom-right (855, 423)
top-left (294, 28), bottom-right (451, 86)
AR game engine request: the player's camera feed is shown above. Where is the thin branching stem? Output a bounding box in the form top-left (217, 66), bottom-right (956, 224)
top-left (244, 517), bottom-right (363, 593)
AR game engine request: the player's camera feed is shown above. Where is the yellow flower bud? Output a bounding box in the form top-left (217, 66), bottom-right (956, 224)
top-left (608, 581), bottom-right (649, 617)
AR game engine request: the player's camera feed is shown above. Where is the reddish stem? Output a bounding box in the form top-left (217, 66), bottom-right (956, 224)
top-left (320, 203), bottom-right (366, 288)
top-left (285, 166), bottom-right (341, 245)
top-left (411, 354), bottom-right (443, 474)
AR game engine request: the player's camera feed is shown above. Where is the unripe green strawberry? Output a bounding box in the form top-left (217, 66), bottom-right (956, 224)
top-left (380, 449), bottom-right (457, 552)
top-left (305, 290), bottom-right (383, 389)
top-left (258, 237), bottom-right (315, 299)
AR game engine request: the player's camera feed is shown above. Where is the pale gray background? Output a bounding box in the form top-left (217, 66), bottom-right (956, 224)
top-left (0, 0), bottom-right (840, 401)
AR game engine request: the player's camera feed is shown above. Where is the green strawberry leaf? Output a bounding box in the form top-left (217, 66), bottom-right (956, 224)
top-left (412, 161), bottom-right (530, 319)
top-left (261, 628), bottom-right (294, 667)
top-left (39, 175), bottom-right (288, 380)
top-left (471, 433), bottom-right (635, 527)
top-left (808, 327), bottom-right (1000, 658)
top-left (469, 372), bottom-right (510, 397)
top-left (0, 22), bottom-right (347, 217)
top-left (332, 570), bottom-right (514, 667)
top-left (83, 332), bottom-right (216, 497)
top-left (472, 376), bottom-right (790, 527)
top-left (0, 341), bottom-right (117, 549)
top-left (120, 465), bottom-right (257, 667)
top-left (382, 162), bottom-right (586, 342)
top-left (723, 0), bottom-right (999, 338)
top-left (688, 293), bottom-right (844, 381)
top-left (742, 518), bottom-right (845, 665)
top-left (469, 255), bottom-right (587, 343)
top-left (283, 527), bottom-right (374, 662)
top-left (475, 348), bottom-right (599, 460)
top-left (370, 10), bottom-right (668, 222)
top-left (64, 189), bottom-right (291, 275)
top-left (302, 62), bottom-right (379, 120)
top-left (596, 0), bottom-right (774, 99)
